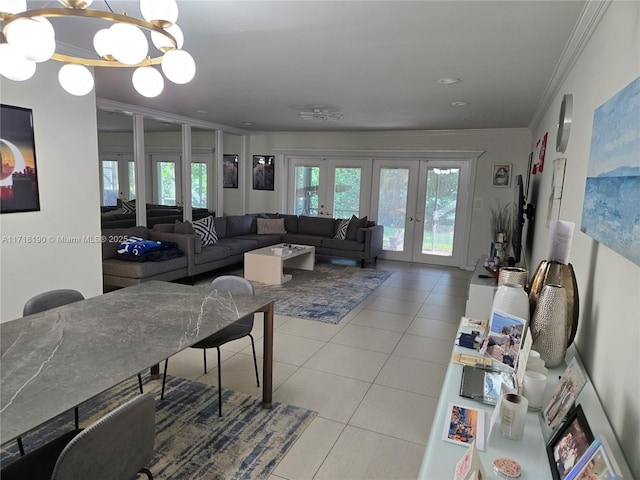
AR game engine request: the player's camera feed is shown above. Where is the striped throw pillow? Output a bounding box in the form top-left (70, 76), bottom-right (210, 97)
top-left (334, 218), bottom-right (351, 240)
top-left (193, 216), bottom-right (218, 246)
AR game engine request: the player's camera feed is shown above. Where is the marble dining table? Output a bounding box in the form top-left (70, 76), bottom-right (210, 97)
top-left (0, 280), bottom-right (274, 446)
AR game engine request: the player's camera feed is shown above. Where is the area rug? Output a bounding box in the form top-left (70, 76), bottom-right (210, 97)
top-left (251, 263), bottom-right (392, 324)
top-left (1, 376), bottom-right (317, 480)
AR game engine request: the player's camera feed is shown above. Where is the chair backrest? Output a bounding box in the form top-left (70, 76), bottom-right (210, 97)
top-left (51, 393), bottom-right (156, 480)
top-left (211, 276), bottom-right (255, 328)
top-left (23, 289), bottom-right (85, 316)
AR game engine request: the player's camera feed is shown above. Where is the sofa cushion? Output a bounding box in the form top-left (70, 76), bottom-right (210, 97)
top-left (153, 223), bottom-right (174, 233)
top-left (334, 218), bottom-right (350, 239)
top-left (280, 214), bottom-right (298, 233)
top-left (346, 215), bottom-right (368, 241)
top-left (321, 238), bottom-right (365, 252)
top-left (298, 216), bottom-right (335, 237)
top-left (213, 217), bottom-right (227, 239)
top-left (193, 216), bottom-right (218, 246)
top-left (216, 237), bottom-right (259, 255)
top-left (193, 245), bottom-right (232, 265)
top-left (225, 215), bottom-right (254, 237)
top-left (102, 255), bottom-right (187, 278)
top-left (240, 234), bottom-right (283, 247)
top-left (174, 219), bottom-right (195, 234)
top-left (102, 226), bottom-right (149, 260)
top-left (257, 218), bottom-right (287, 234)
top-left (281, 233), bottom-right (324, 247)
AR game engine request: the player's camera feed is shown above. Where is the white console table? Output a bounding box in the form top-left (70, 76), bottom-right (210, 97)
top-left (418, 326), bottom-right (633, 478)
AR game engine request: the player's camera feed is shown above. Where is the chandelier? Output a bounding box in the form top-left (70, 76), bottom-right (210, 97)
top-left (0, 0), bottom-right (196, 97)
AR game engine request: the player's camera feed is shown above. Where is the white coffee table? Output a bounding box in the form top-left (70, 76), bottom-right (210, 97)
top-left (244, 244), bottom-right (315, 284)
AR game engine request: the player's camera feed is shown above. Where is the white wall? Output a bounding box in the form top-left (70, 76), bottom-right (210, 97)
top-left (528, 2), bottom-right (639, 476)
top-left (248, 129), bottom-right (531, 268)
top-left (1, 61), bottom-right (103, 321)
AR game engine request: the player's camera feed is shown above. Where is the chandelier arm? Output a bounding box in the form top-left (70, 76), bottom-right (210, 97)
top-left (2, 7), bottom-right (177, 66)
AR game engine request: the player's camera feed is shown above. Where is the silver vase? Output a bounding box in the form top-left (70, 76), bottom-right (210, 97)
top-left (531, 284), bottom-right (567, 368)
top-left (498, 267), bottom-right (528, 288)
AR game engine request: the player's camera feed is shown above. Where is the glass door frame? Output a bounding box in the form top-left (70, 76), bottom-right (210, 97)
top-left (287, 156), bottom-right (371, 219)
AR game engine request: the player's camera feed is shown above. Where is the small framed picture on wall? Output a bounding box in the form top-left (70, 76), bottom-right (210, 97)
top-left (492, 164), bottom-right (512, 187)
top-left (253, 155), bottom-right (275, 191)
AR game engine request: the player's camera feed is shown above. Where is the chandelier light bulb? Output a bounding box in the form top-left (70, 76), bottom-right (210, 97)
top-left (140, 0), bottom-right (178, 26)
top-left (0, 0), bottom-right (27, 15)
top-left (151, 23), bottom-right (184, 52)
top-left (5, 16), bottom-right (56, 63)
top-left (109, 23), bottom-right (148, 65)
top-left (58, 0), bottom-right (94, 8)
top-left (161, 49), bottom-right (195, 84)
top-left (58, 63), bottom-right (94, 96)
top-left (132, 66), bottom-right (164, 98)
top-left (0, 42), bottom-right (36, 80)
top-left (93, 28), bottom-right (113, 59)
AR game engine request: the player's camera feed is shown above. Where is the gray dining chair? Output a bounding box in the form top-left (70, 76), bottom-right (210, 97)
top-left (0, 393), bottom-right (156, 480)
top-left (161, 275), bottom-right (260, 416)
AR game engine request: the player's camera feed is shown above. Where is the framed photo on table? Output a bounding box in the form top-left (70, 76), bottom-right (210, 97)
top-left (492, 163), bottom-right (512, 187)
top-left (565, 436), bottom-right (623, 480)
top-left (546, 404), bottom-right (594, 480)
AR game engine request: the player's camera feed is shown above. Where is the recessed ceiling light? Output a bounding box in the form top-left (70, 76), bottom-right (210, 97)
top-left (196, 109), bottom-right (208, 114)
top-left (451, 101), bottom-right (469, 107)
top-left (242, 122), bottom-right (253, 126)
top-left (437, 77), bottom-right (460, 85)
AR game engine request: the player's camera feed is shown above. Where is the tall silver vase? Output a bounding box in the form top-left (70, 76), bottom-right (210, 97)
top-left (531, 284), bottom-right (567, 368)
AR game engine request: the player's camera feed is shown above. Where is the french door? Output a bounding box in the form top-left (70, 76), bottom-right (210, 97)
top-left (372, 159), bottom-right (471, 267)
top-left (287, 157), bottom-right (371, 219)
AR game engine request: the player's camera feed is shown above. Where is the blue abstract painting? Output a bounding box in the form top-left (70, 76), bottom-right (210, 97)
top-left (581, 76), bottom-right (640, 266)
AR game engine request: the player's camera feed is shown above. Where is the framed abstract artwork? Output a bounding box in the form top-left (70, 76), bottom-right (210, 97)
top-left (492, 164), bottom-right (512, 187)
top-left (0, 104), bottom-right (41, 213)
top-left (580, 75), bottom-right (640, 266)
top-left (223, 154), bottom-right (238, 188)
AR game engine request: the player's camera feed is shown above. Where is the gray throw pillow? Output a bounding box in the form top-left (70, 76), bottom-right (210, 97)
top-left (174, 219), bottom-right (195, 234)
top-left (257, 218), bottom-right (287, 234)
top-left (346, 215), bottom-right (367, 240)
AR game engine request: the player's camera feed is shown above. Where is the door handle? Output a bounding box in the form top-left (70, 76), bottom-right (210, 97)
top-left (416, 217), bottom-right (423, 223)
top-left (408, 217), bottom-right (413, 222)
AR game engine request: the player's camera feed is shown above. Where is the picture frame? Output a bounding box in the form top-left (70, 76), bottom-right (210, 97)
top-left (442, 402), bottom-right (485, 450)
top-left (546, 404), bottom-right (594, 480)
top-left (491, 163), bottom-right (512, 187)
top-left (0, 104), bottom-right (41, 213)
top-left (252, 155), bottom-right (275, 191)
top-left (540, 357), bottom-right (588, 441)
top-left (565, 435), bottom-right (623, 480)
top-left (479, 309), bottom-right (527, 370)
top-left (223, 154), bottom-right (238, 188)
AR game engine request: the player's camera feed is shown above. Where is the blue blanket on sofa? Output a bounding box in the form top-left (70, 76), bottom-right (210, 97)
top-left (117, 237), bottom-right (183, 262)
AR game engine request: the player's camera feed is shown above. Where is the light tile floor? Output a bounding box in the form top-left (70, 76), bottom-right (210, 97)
top-left (163, 259), bottom-right (471, 480)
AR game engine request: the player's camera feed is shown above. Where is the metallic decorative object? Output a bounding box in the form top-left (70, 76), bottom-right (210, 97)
top-left (498, 267), bottom-right (528, 288)
top-left (528, 261), bottom-right (579, 346)
top-left (531, 284), bottom-right (567, 368)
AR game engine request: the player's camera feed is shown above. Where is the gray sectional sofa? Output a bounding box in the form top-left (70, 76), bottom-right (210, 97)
top-left (101, 213), bottom-right (384, 289)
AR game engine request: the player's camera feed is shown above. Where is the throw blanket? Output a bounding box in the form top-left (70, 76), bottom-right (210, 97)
top-left (117, 237), bottom-right (183, 262)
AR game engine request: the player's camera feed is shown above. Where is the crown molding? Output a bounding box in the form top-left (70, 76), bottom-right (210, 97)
top-left (528, 1), bottom-right (611, 131)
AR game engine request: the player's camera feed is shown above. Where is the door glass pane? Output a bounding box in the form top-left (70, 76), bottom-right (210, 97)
top-left (334, 167), bottom-right (361, 218)
top-left (157, 161), bottom-right (176, 205)
top-left (378, 167), bottom-right (409, 251)
top-left (191, 162), bottom-right (207, 208)
top-left (423, 167), bottom-right (460, 256)
top-left (128, 160), bottom-right (136, 200)
top-left (102, 160), bottom-right (119, 206)
top-left (294, 166), bottom-right (319, 216)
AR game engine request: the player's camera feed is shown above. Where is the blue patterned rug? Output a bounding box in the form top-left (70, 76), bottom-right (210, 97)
top-left (1, 376), bottom-right (316, 479)
top-left (252, 264), bottom-right (392, 323)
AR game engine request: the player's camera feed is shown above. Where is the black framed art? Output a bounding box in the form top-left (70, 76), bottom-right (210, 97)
top-left (546, 405), bottom-right (594, 480)
top-left (223, 154), bottom-right (238, 188)
top-left (252, 155), bottom-right (275, 191)
top-left (0, 104), bottom-right (41, 213)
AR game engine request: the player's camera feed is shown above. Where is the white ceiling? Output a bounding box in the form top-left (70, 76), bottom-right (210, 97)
top-left (44, 0), bottom-right (588, 132)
